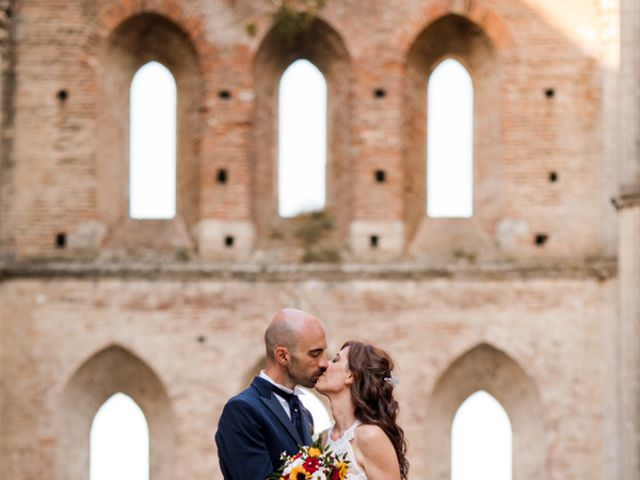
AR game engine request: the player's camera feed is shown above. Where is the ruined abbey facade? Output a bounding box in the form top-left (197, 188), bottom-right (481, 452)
top-left (1, 0), bottom-right (639, 478)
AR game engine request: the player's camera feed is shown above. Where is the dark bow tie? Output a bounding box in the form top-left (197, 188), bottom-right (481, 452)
top-left (270, 385), bottom-right (304, 439)
top-left (270, 384), bottom-right (296, 402)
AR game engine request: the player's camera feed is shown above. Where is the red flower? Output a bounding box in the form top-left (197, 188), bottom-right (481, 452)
top-left (302, 456), bottom-right (321, 473)
top-left (329, 466), bottom-right (341, 480)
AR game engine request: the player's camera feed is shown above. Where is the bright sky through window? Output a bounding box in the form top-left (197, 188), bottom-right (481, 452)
top-left (90, 393), bottom-right (150, 480)
top-left (428, 58), bottom-right (474, 218)
top-left (130, 61), bottom-right (177, 219)
top-left (451, 390), bottom-right (513, 480)
top-left (278, 59), bottom-right (327, 217)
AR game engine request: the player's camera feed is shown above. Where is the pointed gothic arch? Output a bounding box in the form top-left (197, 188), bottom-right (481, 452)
top-left (425, 343), bottom-right (545, 479)
top-left (55, 345), bottom-right (174, 480)
top-left (97, 12), bottom-right (204, 252)
top-left (252, 18), bottom-right (353, 251)
top-left (404, 14), bottom-right (504, 257)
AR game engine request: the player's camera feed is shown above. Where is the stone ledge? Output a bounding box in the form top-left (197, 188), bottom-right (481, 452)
top-left (0, 258), bottom-right (617, 282)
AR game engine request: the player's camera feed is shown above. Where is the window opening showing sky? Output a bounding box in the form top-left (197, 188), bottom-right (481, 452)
top-left (427, 58), bottom-right (474, 218)
top-left (90, 393), bottom-right (150, 480)
top-left (129, 61), bottom-right (177, 219)
top-left (278, 59), bottom-right (327, 218)
top-left (451, 390), bottom-right (513, 480)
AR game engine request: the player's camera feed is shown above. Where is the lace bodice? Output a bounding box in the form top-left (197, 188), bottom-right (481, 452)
top-left (324, 421), bottom-right (367, 480)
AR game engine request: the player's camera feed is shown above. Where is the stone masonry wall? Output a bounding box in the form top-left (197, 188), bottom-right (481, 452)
top-left (0, 0), bottom-right (626, 479)
top-left (0, 0), bottom-right (610, 263)
top-left (0, 271), bottom-right (615, 479)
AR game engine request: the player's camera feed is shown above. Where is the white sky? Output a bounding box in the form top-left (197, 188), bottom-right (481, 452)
top-left (452, 391), bottom-right (513, 480)
top-left (278, 60), bottom-right (328, 217)
top-left (428, 59), bottom-right (474, 218)
top-left (129, 61), bottom-right (177, 220)
top-left (90, 393), bottom-right (150, 480)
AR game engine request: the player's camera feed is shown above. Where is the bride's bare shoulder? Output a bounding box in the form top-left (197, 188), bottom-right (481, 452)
top-left (352, 423), bottom-right (400, 477)
top-left (354, 423), bottom-right (393, 449)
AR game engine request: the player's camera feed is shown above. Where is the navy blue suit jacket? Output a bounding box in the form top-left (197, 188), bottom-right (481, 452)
top-left (215, 376), bottom-right (315, 479)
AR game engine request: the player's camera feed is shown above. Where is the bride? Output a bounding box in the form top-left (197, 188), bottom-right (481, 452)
top-left (315, 341), bottom-right (409, 480)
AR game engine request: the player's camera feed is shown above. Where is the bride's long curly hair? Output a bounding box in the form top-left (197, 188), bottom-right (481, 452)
top-left (342, 340), bottom-right (409, 480)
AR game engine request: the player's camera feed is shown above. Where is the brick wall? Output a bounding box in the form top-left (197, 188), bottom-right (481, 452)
top-left (0, 0), bottom-right (624, 479)
top-left (0, 272), bottom-right (614, 479)
top-left (0, 0), bottom-right (609, 262)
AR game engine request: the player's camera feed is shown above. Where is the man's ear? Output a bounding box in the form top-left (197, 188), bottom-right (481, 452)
top-left (275, 346), bottom-right (289, 366)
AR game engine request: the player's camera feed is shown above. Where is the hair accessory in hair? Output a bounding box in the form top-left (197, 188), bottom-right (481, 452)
top-left (384, 374), bottom-right (400, 388)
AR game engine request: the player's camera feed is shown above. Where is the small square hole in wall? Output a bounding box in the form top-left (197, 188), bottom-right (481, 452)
top-left (370, 235), bottom-right (379, 248)
top-left (55, 233), bottom-right (67, 249)
top-left (545, 88), bottom-right (555, 98)
top-left (218, 169), bottom-right (228, 184)
top-left (218, 90), bottom-right (231, 100)
top-left (373, 88), bottom-right (386, 98)
top-left (225, 236), bottom-right (235, 248)
top-left (548, 171), bottom-right (558, 183)
top-left (374, 170), bottom-right (386, 183)
top-left (57, 90), bottom-right (68, 102)
top-left (534, 233), bottom-right (548, 246)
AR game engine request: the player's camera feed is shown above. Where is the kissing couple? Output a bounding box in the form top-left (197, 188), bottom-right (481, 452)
top-left (215, 308), bottom-right (409, 479)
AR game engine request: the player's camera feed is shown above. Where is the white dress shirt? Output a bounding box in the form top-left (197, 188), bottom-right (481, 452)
top-left (259, 370), bottom-right (301, 419)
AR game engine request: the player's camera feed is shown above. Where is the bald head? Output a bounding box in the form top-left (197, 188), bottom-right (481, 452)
top-left (265, 308), bottom-right (322, 359)
top-left (263, 308), bottom-right (329, 388)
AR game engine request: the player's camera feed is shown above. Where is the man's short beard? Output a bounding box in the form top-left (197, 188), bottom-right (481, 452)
top-left (287, 362), bottom-right (314, 388)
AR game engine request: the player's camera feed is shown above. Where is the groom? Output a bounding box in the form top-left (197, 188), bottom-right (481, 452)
top-left (215, 308), bottom-right (329, 479)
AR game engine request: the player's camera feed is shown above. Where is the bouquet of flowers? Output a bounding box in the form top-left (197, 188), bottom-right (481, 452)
top-left (269, 442), bottom-right (349, 480)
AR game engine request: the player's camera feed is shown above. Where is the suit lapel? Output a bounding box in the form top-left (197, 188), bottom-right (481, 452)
top-left (260, 395), bottom-right (303, 446)
top-left (301, 407), bottom-right (314, 445)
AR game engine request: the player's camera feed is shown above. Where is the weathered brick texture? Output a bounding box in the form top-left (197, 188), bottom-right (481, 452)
top-left (0, 0), bottom-right (635, 479)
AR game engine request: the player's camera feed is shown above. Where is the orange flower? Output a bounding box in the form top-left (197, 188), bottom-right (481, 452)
top-left (307, 447), bottom-right (321, 458)
top-left (288, 465), bottom-right (310, 480)
top-left (335, 461), bottom-right (348, 480)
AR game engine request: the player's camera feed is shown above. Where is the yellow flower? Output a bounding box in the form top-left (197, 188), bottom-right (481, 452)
top-left (288, 465), bottom-right (310, 480)
top-left (336, 461), bottom-right (348, 480)
top-left (307, 447), bottom-right (321, 458)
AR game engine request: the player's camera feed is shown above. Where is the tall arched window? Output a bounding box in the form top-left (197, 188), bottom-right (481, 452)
top-left (90, 393), bottom-right (149, 480)
top-left (130, 61), bottom-right (177, 219)
top-left (451, 390), bottom-right (512, 480)
top-left (278, 59), bottom-right (327, 218)
top-left (427, 59), bottom-right (473, 218)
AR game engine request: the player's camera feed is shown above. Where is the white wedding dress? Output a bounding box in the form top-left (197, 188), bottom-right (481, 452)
top-left (324, 420), bottom-right (368, 480)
